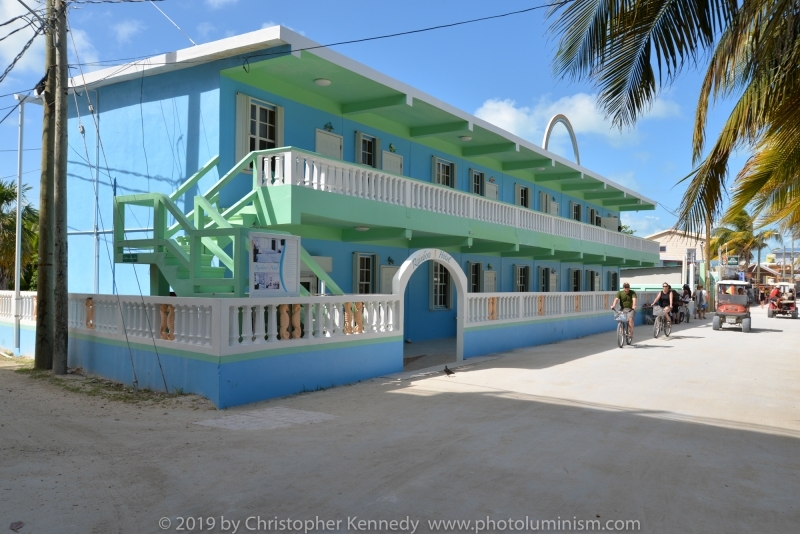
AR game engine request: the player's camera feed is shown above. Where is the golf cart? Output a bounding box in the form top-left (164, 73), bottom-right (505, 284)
top-left (713, 280), bottom-right (752, 332)
top-left (767, 282), bottom-right (798, 319)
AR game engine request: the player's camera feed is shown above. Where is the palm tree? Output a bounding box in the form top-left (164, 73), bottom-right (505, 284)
top-left (709, 209), bottom-right (781, 281)
top-left (547, 0), bottom-right (800, 234)
top-left (0, 180), bottom-right (39, 290)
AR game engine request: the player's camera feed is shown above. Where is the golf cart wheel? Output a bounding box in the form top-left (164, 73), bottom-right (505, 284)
top-left (742, 318), bottom-right (751, 332)
top-left (792, 311), bottom-right (798, 319)
top-left (712, 315), bottom-right (721, 330)
top-left (767, 308), bottom-right (774, 318)
top-left (617, 323), bottom-right (624, 348)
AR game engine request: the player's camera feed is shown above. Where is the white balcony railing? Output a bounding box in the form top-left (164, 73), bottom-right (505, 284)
top-left (259, 149), bottom-right (660, 256)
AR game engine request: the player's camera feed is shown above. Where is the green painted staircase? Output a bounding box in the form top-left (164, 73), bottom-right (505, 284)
top-left (114, 149), bottom-right (343, 298)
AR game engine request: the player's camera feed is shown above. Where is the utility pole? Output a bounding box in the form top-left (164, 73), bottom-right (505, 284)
top-left (34, 0), bottom-right (55, 371)
top-left (53, 0), bottom-right (69, 375)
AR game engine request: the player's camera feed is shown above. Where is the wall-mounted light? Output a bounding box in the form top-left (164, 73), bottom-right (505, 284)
top-left (551, 268), bottom-right (556, 274)
top-left (315, 78), bottom-right (332, 86)
top-left (489, 176), bottom-right (495, 183)
top-left (354, 226), bottom-right (369, 232)
top-left (388, 257), bottom-right (395, 265)
top-left (389, 143), bottom-right (396, 153)
top-left (459, 136), bottom-right (472, 142)
top-left (323, 122), bottom-right (334, 132)
top-left (487, 264), bottom-right (493, 270)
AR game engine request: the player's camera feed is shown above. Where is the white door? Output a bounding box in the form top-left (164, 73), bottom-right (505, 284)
top-left (382, 151), bottom-right (403, 175)
top-left (315, 129), bottom-right (343, 159)
top-left (485, 182), bottom-right (498, 200)
top-left (483, 271), bottom-right (497, 293)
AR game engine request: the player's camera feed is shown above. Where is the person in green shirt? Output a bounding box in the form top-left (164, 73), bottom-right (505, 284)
top-left (610, 282), bottom-right (637, 342)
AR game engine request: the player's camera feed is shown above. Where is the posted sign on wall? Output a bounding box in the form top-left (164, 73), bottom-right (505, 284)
top-left (249, 232), bottom-right (301, 297)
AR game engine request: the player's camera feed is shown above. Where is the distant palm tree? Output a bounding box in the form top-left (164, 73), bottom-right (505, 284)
top-left (709, 210), bottom-right (781, 279)
top-left (0, 180), bottom-right (39, 290)
top-left (547, 0), bottom-right (800, 234)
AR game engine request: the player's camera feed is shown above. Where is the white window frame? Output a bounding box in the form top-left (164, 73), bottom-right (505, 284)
top-left (514, 265), bottom-right (530, 292)
top-left (570, 201), bottom-right (582, 222)
top-left (539, 266), bottom-right (550, 292)
top-left (235, 93), bottom-right (284, 171)
top-left (569, 268), bottom-right (582, 292)
top-left (467, 261), bottom-right (482, 293)
top-left (471, 169), bottom-right (485, 196)
top-left (515, 184), bottom-right (531, 208)
top-left (539, 191), bottom-right (551, 214)
top-left (353, 253), bottom-right (378, 294)
top-left (355, 131), bottom-right (381, 168)
top-left (609, 272), bottom-right (619, 291)
top-left (429, 262), bottom-right (453, 310)
top-left (432, 156), bottom-right (457, 188)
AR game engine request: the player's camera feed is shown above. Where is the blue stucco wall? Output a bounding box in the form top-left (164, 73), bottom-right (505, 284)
top-left (67, 333), bottom-right (402, 409)
top-left (0, 320), bottom-right (36, 357)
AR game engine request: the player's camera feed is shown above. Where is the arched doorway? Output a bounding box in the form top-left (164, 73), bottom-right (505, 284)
top-left (392, 249), bottom-right (468, 362)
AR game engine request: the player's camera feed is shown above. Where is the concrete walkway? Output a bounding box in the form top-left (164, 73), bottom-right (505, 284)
top-left (1, 306), bottom-right (798, 533)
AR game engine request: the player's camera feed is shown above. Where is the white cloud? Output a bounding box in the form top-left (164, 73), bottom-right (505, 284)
top-left (112, 19), bottom-right (145, 44)
top-left (474, 93), bottom-right (681, 157)
top-left (68, 28), bottom-right (101, 74)
top-left (607, 171), bottom-right (640, 191)
top-left (0, 0), bottom-right (45, 75)
top-left (196, 22), bottom-right (216, 40)
top-left (206, 0), bottom-right (238, 8)
top-left (620, 212), bottom-right (669, 237)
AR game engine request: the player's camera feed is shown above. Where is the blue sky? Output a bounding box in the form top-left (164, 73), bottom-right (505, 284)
top-left (1, 0), bottom-right (749, 237)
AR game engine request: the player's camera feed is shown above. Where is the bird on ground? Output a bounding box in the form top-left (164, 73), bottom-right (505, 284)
top-left (444, 366), bottom-right (455, 377)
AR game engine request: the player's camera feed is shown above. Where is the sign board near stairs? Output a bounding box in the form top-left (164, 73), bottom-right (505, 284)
top-left (250, 233), bottom-right (301, 297)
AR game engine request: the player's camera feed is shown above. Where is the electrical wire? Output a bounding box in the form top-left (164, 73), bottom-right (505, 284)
top-left (68, 16), bottom-right (169, 394)
top-left (62, 1), bottom-right (569, 72)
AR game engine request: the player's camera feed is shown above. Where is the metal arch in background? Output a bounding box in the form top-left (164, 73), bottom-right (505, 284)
top-left (542, 114), bottom-right (580, 165)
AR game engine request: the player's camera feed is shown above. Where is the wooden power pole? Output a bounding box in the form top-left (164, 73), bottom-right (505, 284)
top-left (34, 0), bottom-right (55, 371)
top-left (53, 0), bottom-right (69, 375)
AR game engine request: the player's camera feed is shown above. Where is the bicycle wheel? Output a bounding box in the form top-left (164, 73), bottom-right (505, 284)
top-left (617, 322), bottom-right (624, 348)
top-left (665, 319), bottom-right (672, 337)
top-left (653, 316), bottom-right (661, 338)
top-left (626, 324), bottom-right (632, 345)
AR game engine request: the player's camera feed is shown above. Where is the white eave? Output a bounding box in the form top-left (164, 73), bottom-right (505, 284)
top-left (71, 26), bottom-right (656, 207)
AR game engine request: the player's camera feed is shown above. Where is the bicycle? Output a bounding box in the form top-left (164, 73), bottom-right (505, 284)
top-left (613, 308), bottom-right (632, 348)
top-left (652, 305), bottom-right (671, 338)
top-left (677, 300), bottom-right (690, 323)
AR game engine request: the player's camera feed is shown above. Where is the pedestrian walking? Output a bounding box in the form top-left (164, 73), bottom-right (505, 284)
top-left (694, 284), bottom-right (708, 319)
top-left (759, 286), bottom-right (767, 308)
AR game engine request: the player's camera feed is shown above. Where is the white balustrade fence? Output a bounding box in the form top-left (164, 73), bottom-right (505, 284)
top-left (0, 291), bottom-right (37, 322)
top-left (466, 291), bottom-right (619, 326)
top-left (260, 150), bottom-right (661, 256)
top-left (66, 293), bottom-right (402, 356)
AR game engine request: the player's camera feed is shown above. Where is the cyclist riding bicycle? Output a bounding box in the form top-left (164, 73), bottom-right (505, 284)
top-left (652, 282), bottom-right (674, 326)
top-left (610, 282), bottom-right (637, 343)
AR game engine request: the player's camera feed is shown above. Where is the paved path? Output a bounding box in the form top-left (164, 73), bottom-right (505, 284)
top-left (1, 306), bottom-right (798, 533)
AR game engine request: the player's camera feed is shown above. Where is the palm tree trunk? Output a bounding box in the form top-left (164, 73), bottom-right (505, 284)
top-left (756, 248), bottom-right (761, 285)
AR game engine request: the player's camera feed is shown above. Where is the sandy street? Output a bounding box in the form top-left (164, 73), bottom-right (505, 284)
top-left (2, 306), bottom-right (799, 533)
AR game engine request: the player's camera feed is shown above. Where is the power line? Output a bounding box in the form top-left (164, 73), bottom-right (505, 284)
top-left (56, 1), bottom-right (568, 72)
top-left (0, 168), bottom-right (39, 180)
top-left (147, 0), bottom-right (196, 46)
top-left (68, 15), bottom-right (169, 394)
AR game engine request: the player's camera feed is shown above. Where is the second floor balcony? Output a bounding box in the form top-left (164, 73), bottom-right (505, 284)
top-left (256, 148), bottom-right (660, 265)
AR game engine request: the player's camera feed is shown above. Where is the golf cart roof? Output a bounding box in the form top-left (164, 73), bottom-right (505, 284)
top-left (718, 280), bottom-right (751, 285)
